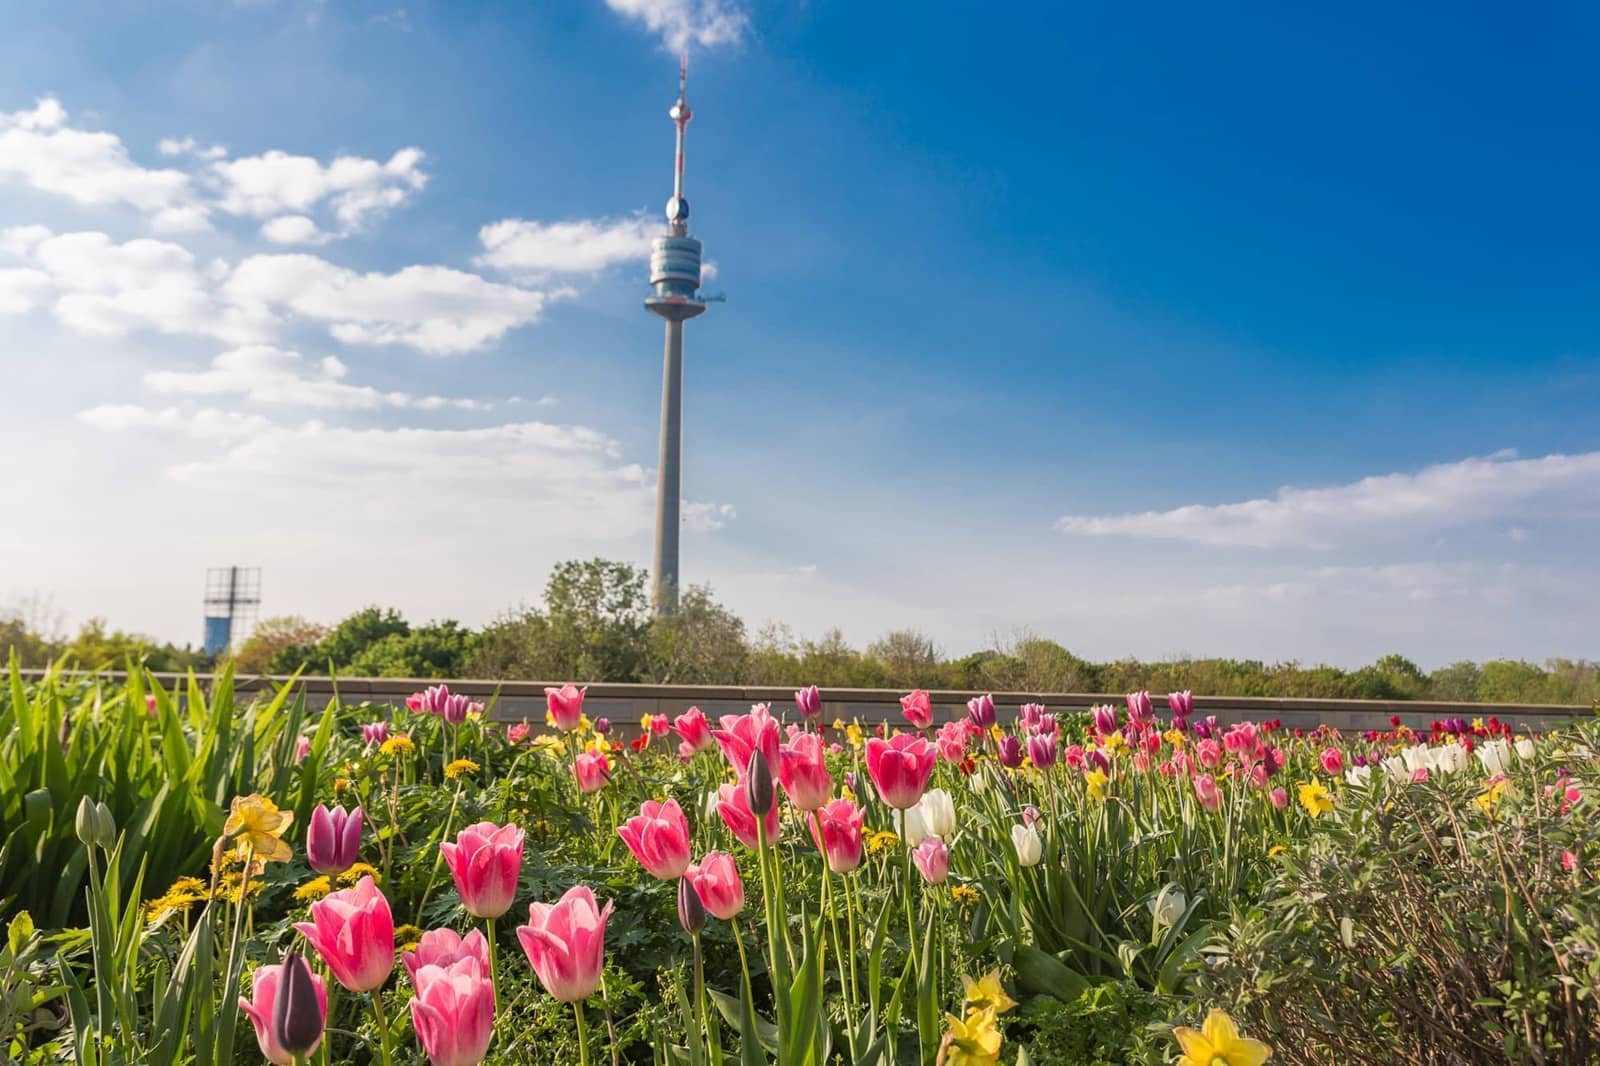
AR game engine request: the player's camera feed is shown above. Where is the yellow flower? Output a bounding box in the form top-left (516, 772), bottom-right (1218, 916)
top-left (394, 923), bottom-right (425, 947)
top-left (533, 734), bottom-right (568, 758)
top-left (1164, 729), bottom-right (1186, 748)
top-left (338, 862), bottom-right (380, 886)
top-left (333, 776), bottom-right (351, 793)
top-left (294, 876), bottom-right (332, 903)
top-left (588, 737), bottom-right (613, 755)
top-left (380, 735), bottom-right (416, 757)
top-left (1297, 781), bottom-right (1334, 819)
top-left (960, 970), bottom-right (1017, 1014)
top-left (1172, 1008), bottom-right (1272, 1066)
top-left (1103, 730), bottom-right (1127, 754)
top-left (444, 758), bottom-right (480, 779)
top-left (866, 830), bottom-right (899, 855)
top-left (988, 724), bottom-right (1004, 743)
top-left (1472, 717), bottom-right (1486, 732)
top-left (1473, 778), bottom-right (1508, 814)
top-left (831, 717), bottom-right (845, 731)
top-left (1083, 770), bottom-right (1109, 801)
top-left (845, 723), bottom-right (864, 749)
top-left (1268, 844), bottom-right (1286, 857)
top-left (939, 1007), bottom-right (1002, 1065)
top-left (223, 794), bottom-right (294, 863)
top-left (841, 785), bottom-right (856, 803)
top-left (951, 884), bottom-right (979, 906)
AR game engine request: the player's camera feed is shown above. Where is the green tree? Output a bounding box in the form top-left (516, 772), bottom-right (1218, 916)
top-left (347, 620), bottom-right (479, 678)
top-left (231, 616), bottom-right (328, 674)
top-left (1428, 661), bottom-right (1482, 702)
top-left (865, 629), bottom-right (947, 689)
top-left (648, 584), bottom-right (748, 683)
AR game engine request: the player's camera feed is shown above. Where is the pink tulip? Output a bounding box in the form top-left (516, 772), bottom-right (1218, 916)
top-left (1026, 733), bottom-right (1058, 771)
top-left (673, 706), bottom-right (714, 758)
top-left (1193, 775), bottom-right (1221, 813)
top-left (1168, 690), bottom-right (1194, 722)
top-left (1126, 691), bottom-right (1153, 727)
top-left (779, 732), bottom-right (833, 811)
top-left (1248, 763), bottom-right (1269, 789)
top-left (294, 876), bottom-right (395, 992)
top-left (1563, 850), bottom-right (1578, 872)
top-left (239, 959), bottom-right (328, 1065)
top-left (935, 720), bottom-right (971, 763)
top-left (440, 822), bottom-right (525, 919)
top-left (1195, 739), bottom-right (1223, 769)
top-left (362, 721), bottom-right (390, 746)
top-left (1019, 703), bottom-right (1049, 733)
top-left (1063, 744), bottom-right (1086, 770)
top-left (1269, 787), bottom-right (1289, 809)
top-left (516, 886), bottom-right (612, 1002)
top-left (899, 690), bottom-right (934, 730)
top-left (809, 797), bottom-right (864, 874)
top-left (402, 928), bottom-right (490, 985)
top-left (712, 704), bottom-right (782, 777)
top-left (409, 958), bottom-right (494, 1066)
top-left (716, 777), bottom-right (782, 850)
top-left (912, 837), bottom-right (949, 884)
top-left (1319, 748), bottom-right (1344, 775)
top-left (306, 804), bottom-right (363, 876)
top-left (544, 684), bottom-right (587, 731)
top-left (794, 685), bottom-right (822, 719)
top-left (685, 851), bottom-right (745, 920)
top-left (617, 799), bottom-right (692, 880)
top-left (1090, 705), bottom-right (1118, 736)
top-left (865, 733), bottom-right (938, 809)
top-left (574, 750), bottom-right (610, 794)
top-left (293, 735), bottom-right (311, 765)
top-left (506, 722), bottom-right (530, 745)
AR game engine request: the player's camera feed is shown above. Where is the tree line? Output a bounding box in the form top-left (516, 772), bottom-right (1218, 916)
top-left (5, 559), bottom-right (1597, 705)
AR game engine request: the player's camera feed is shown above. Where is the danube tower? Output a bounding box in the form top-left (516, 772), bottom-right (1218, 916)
top-left (646, 55), bottom-right (708, 616)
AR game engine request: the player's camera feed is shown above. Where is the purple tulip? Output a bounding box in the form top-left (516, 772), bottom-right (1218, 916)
top-left (1026, 733), bottom-right (1059, 771)
top-left (306, 805), bottom-right (363, 876)
top-left (794, 685), bottom-right (822, 719)
top-left (1019, 703), bottom-right (1048, 733)
top-left (594, 717), bottom-right (611, 735)
top-left (361, 721), bottom-right (389, 747)
top-left (1193, 715), bottom-right (1218, 740)
top-left (997, 735), bottom-right (1023, 768)
top-left (1167, 690), bottom-right (1193, 725)
top-left (1086, 749), bottom-right (1110, 774)
top-left (1090, 705), bottom-right (1119, 736)
top-left (966, 694), bottom-right (996, 730)
top-left (1126, 690), bottom-right (1154, 725)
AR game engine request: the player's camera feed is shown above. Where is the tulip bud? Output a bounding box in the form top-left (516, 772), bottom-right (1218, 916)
top-left (93, 801), bottom-right (117, 848)
top-left (677, 875), bottom-right (706, 935)
top-left (273, 950), bottom-right (325, 1057)
top-left (594, 717), bottom-right (610, 735)
top-left (746, 750), bottom-right (775, 818)
top-left (75, 796), bottom-right (98, 847)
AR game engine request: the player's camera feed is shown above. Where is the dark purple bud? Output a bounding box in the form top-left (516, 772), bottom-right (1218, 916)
top-left (594, 717), bottom-right (611, 735)
top-left (677, 875), bottom-right (706, 935)
top-left (273, 949), bottom-right (324, 1056)
top-left (746, 750), bottom-right (775, 817)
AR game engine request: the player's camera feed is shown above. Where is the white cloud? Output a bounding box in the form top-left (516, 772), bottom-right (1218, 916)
top-left (157, 136), bottom-right (228, 161)
top-left (1057, 450), bottom-right (1600, 548)
top-left (0, 268), bottom-right (51, 314)
top-left (476, 216), bottom-right (656, 277)
top-left (0, 99), bottom-right (208, 231)
top-left (211, 146), bottom-right (426, 233)
top-left (604, 0), bottom-right (749, 51)
top-left (0, 224), bottom-right (52, 257)
top-left (259, 215), bottom-right (329, 245)
top-left (222, 253), bottom-right (552, 353)
top-left (683, 500), bottom-right (736, 532)
top-left (77, 403), bottom-right (272, 440)
top-left (143, 345), bottom-right (491, 410)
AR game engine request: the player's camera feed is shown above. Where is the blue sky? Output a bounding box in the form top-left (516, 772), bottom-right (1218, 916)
top-left (1, 0), bottom-right (1597, 667)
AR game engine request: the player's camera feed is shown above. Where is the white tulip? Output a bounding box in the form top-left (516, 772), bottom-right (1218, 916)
top-left (1148, 883), bottom-right (1186, 928)
top-left (897, 805), bottom-right (930, 848)
top-left (1011, 823), bottom-right (1042, 867)
top-left (1476, 739), bottom-right (1512, 776)
top-left (1401, 744), bottom-right (1432, 774)
top-left (1381, 756), bottom-right (1409, 783)
top-left (1344, 764), bottom-right (1373, 788)
top-left (917, 789), bottom-right (957, 839)
top-left (1514, 737), bottom-right (1536, 760)
top-left (1437, 743), bottom-right (1471, 775)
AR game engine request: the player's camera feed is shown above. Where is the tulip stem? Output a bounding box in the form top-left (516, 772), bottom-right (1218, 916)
top-left (414, 778), bottom-right (464, 922)
top-left (486, 916), bottom-right (501, 1018)
top-left (574, 1000), bottom-right (592, 1066)
top-left (369, 989), bottom-right (395, 1066)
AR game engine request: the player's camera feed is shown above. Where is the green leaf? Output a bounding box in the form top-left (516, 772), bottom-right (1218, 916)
top-left (1012, 944), bottom-right (1090, 1004)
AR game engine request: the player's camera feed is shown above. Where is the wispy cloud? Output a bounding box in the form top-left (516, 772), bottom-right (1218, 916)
top-left (1057, 450), bottom-right (1600, 548)
top-left (603, 0), bottom-right (749, 52)
top-left (144, 346), bottom-right (491, 410)
top-left (476, 215), bottom-right (656, 278)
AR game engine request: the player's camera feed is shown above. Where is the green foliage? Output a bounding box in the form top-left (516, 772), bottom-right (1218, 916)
top-left (1018, 979), bottom-right (1167, 1065)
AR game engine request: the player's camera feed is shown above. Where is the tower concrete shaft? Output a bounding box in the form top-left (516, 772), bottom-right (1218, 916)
top-left (652, 319), bottom-right (684, 613)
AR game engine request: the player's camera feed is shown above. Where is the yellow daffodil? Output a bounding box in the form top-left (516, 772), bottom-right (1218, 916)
top-left (379, 735), bottom-right (416, 757)
top-left (1172, 1008), bottom-right (1271, 1066)
top-left (1164, 729), bottom-right (1186, 748)
top-left (640, 713), bottom-right (658, 733)
top-left (294, 875), bottom-right (332, 903)
top-left (845, 722), bottom-right (864, 749)
top-left (831, 717), bottom-right (846, 731)
top-left (939, 1007), bottom-right (1002, 1065)
top-left (1474, 778), bottom-right (1508, 814)
top-left (1103, 730), bottom-right (1127, 754)
top-left (533, 735), bottom-right (568, 757)
top-left (223, 794), bottom-right (294, 863)
top-left (988, 724), bottom-right (1004, 743)
top-left (1297, 781), bottom-right (1334, 818)
top-left (1084, 770), bottom-right (1109, 801)
top-left (444, 758), bottom-right (480, 779)
top-left (960, 970), bottom-right (1017, 1014)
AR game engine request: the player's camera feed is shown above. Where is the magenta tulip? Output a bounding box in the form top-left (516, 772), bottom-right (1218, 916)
top-left (966, 693), bottom-right (996, 729)
top-left (778, 732), bottom-right (833, 811)
top-left (294, 875), bottom-right (395, 992)
top-left (402, 928), bottom-right (490, 985)
top-left (362, 721), bottom-right (390, 746)
top-left (809, 797), bottom-right (864, 874)
top-left (685, 851), bottom-right (745, 920)
top-left (239, 958), bottom-right (328, 1065)
top-left (306, 804), bottom-right (363, 876)
top-left (1026, 732), bottom-right (1059, 771)
top-left (544, 683), bottom-right (587, 732)
top-left (1168, 690), bottom-right (1194, 723)
top-left (716, 777), bottom-right (781, 850)
top-left (516, 885), bottom-right (613, 1003)
top-left (865, 733), bottom-right (938, 809)
top-left (711, 704), bottom-right (782, 777)
top-left (573, 750), bottom-right (610, 794)
top-left (673, 706), bottom-right (714, 759)
top-left (794, 684), bottom-right (822, 719)
top-left (899, 690), bottom-right (934, 730)
top-left (1019, 703), bottom-right (1048, 733)
top-left (1090, 704), bottom-right (1119, 736)
top-left (616, 799), bottom-right (693, 880)
top-left (410, 959), bottom-right (495, 1066)
top-left (1126, 690), bottom-right (1154, 726)
top-left (912, 837), bottom-right (949, 884)
top-left (440, 822), bottom-right (525, 919)
top-left (996, 735), bottom-right (1023, 768)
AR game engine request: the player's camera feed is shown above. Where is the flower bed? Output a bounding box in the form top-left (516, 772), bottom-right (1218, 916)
top-left (1, 668), bottom-right (1596, 1064)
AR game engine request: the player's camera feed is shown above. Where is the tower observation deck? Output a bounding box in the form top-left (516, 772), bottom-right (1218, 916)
top-left (646, 56), bottom-right (708, 616)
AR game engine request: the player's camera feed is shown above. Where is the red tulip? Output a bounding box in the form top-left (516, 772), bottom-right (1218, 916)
top-left (778, 732), bottom-right (833, 811)
top-left (239, 958), bottom-right (328, 1065)
top-left (809, 798), bottom-right (864, 874)
top-left (294, 876), bottom-right (395, 992)
top-left (865, 733), bottom-right (937, 809)
top-left (516, 886), bottom-right (613, 1003)
top-left (716, 777), bottom-right (781, 850)
top-left (899, 690), bottom-right (934, 730)
top-left (544, 684), bottom-right (586, 732)
top-left (440, 822), bottom-right (525, 919)
top-left (685, 851), bottom-right (745, 920)
top-left (616, 799), bottom-right (693, 881)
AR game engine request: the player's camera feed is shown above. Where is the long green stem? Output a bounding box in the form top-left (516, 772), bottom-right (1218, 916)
top-left (575, 999), bottom-right (592, 1066)
top-left (370, 989), bottom-right (395, 1066)
top-left (486, 916), bottom-right (501, 1018)
top-left (414, 779), bottom-right (464, 920)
